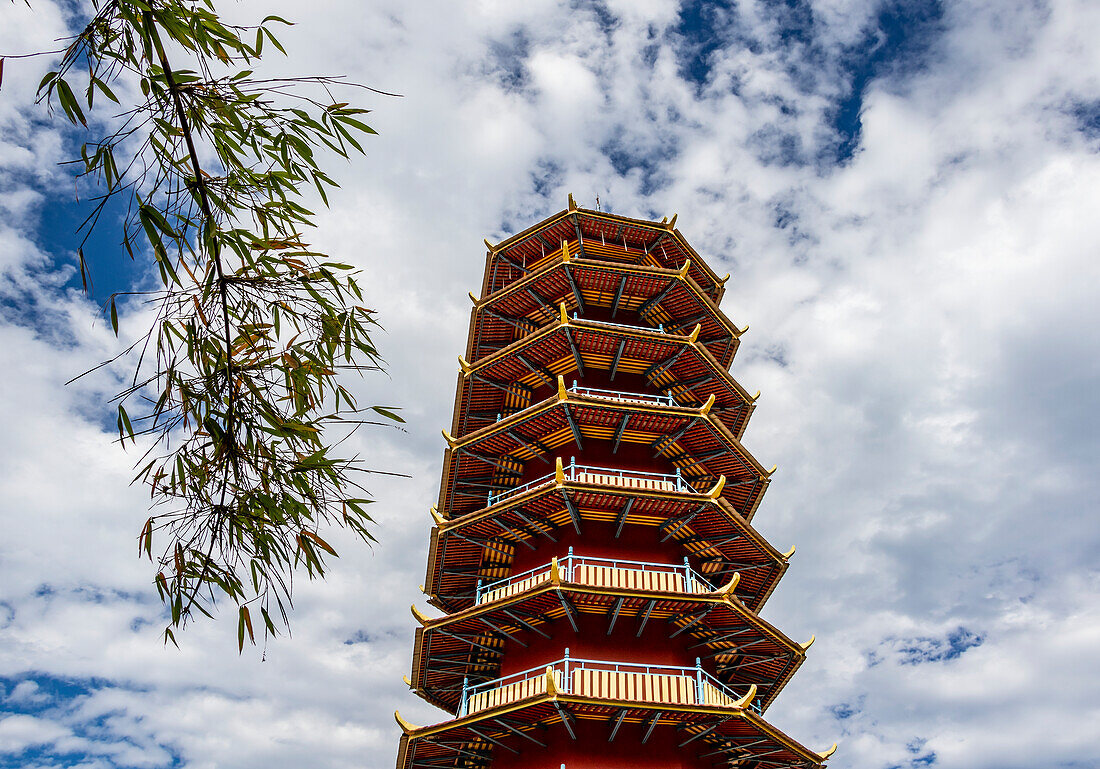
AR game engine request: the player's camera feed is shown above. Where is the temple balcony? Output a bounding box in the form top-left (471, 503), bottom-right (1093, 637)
top-left (409, 577), bottom-right (807, 716)
top-left (395, 698), bottom-right (832, 769)
top-left (438, 384), bottom-right (773, 521)
top-left (423, 482), bottom-right (790, 616)
top-left (486, 459), bottom-right (697, 509)
top-left (475, 549), bottom-right (717, 606)
top-left (459, 653), bottom-right (763, 718)
top-left (453, 316), bottom-right (757, 440)
top-left (466, 250), bottom-right (743, 367)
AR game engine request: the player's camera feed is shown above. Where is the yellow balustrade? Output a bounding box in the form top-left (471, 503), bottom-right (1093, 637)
top-left (573, 669), bottom-right (695, 705)
top-left (699, 679), bottom-right (740, 707)
top-left (466, 669), bottom-right (563, 714)
top-left (575, 472), bottom-right (675, 493)
top-left (480, 570), bottom-right (552, 604)
top-left (572, 564), bottom-right (699, 593)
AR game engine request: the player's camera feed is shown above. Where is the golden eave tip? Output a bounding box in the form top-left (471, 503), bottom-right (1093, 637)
top-left (483, 238), bottom-right (497, 254)
top-left (394, 710), bottom-right (417, 733)
top-left (782, 544), bottom-right (796, 559)
top-left (766, 464), bottom-right (778, 477)
top-left (567, 193), bottom-right (577, 211)
top-left (708, 475), bottom-right (726, 498)
top-left (818, 743), bottom-right (838, 759)
top-left (734, 683), bottom-right (757, 709)
top-left (429, 506), bottom-right (445, 527)
top-left (716, 572), bottom-right (740, 597)
top-left (411, 604), bottom-right (430, 625)
top-left (442, 429), bottom-right (457, 447)
top-left (688, 323), bottom-right (702, 343)
top-left (679, 258), bottom-right (691, 277)
top-left (555, 456), bottom-right (565, 485)
top-left (700, 393), bottom-right (716, 415)
top-left (801, 634), bottom-right (815, 651)
top-left (667, 213), bottom-right (678, 229)
top-left (549, 555), bottom-right (561, 585)
top-left (402, 674), bottom-right (412, 688)
top-left (557, 374), bottom-right (569, 400)
top-left (559, 301), bottom-right (570, 324)
top-left (458, 356), bottom-right (471, 375)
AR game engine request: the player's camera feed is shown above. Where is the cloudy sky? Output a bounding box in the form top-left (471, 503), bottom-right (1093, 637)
top-left (2, 0), bottom-right (1099, 767)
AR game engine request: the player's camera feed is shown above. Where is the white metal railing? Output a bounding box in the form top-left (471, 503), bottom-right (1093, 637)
top-left (486, 457), bottom-right (697, 506)
top-left (474, 548), bottom-right (716, 605)
top-left (567, 380), bottom-right (678, 407)
top-left (573, 312), bottom-right (664, 334)
top-left (458, 650), bottom-right (762, 716)
top-left (491, 382), bottom-right (677, 424)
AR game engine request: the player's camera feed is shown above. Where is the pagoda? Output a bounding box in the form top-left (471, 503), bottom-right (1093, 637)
top-left (396, 197), bottom-right (834, 769)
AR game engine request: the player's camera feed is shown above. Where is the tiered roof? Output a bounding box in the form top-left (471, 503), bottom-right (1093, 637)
top-left (395, 202), bottom-right (833, 769)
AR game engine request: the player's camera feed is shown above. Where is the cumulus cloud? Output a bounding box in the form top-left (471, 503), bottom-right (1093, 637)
top-left (1, 0), bottom-right (1098, 767)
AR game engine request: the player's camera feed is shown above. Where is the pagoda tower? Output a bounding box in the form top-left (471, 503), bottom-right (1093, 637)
top-left (396, 197), bottom-right (834, 769)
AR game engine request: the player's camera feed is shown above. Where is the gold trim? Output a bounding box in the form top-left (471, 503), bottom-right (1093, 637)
top-left (716, 572), bottom-right (741, 597)
top-left (554, 456), bottom-right (565, 485)
top-left (734, 683), bottom-right (758, 709)
top-left (818, 744), bottom-right (838, 759)
top-left (708, 475), bottom-right (727, 499)
top-left (394, 710), bottom-right (417, 733)
top-left (557, 374), bottom-right (569, 401)
top-left (559, 301), bottom-right (569, 325)
top-left (545, 666), bottom-right (559, 696)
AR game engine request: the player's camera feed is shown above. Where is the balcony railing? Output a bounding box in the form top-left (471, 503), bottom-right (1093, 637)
top-left (474, 549), bottom-right (716, 605)
top-left (572, 311), bottom-right (664, 334)
top-left (458, 651), bottom-right (761, 716)
top-left (491, 383), bottom-right (678, 424)
top-left (486, 458), bottom-right (697, 506)
top-left (567, 381), bottom-right (678, 407)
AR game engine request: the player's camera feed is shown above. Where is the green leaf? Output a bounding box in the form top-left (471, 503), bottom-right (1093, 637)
top-left (56, 77), bottom-right (87, 127)
top-left (371, 406), bottom-right (405, 423)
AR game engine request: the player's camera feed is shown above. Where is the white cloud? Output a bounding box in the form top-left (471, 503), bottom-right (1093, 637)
top-left (1, 0), bottom-right (1098, 767)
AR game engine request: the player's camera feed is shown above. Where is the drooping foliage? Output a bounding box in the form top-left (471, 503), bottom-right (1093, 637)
top-left (27, 0), bottom-right (402, 649)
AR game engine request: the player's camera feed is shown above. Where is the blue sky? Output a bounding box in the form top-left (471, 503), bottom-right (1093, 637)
top-left (1, 1), bottom-right (1099, 767)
